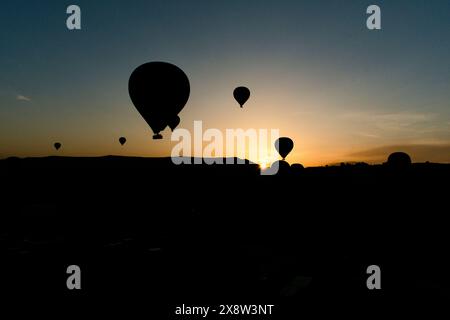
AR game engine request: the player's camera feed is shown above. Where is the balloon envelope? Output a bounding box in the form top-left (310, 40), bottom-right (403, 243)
top-left (128, 62), bottom-right (190, 139)
top-left (291, 163), bottom-right (304, 170)
top-left (275, 137), bottom-right (294, 160)
top-left (119, 137), bottom-right (127, 146)
top-left (270, 160), bottom-right (291, 175)
top-left (387, 152), bottom-right (411, 168)
top-left (167, 115), bottom-right (181, 131)
top-left (233, 86), bottom-right (250, 108)
top-left (291, 163), bottom-right (305, 175)
top-left (54, 142), bottom-right (61, 151)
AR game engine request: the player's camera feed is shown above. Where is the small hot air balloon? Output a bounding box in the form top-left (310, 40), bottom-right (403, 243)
top-left (54, 142), bottom-right (61, 151)
top-left (119, 137), bottom-right (127, 146)
top-left (233, 86), bottom-right (250, 108)
top-left (128, 62), bottom-right (190, 139)
top-left (275, 137), bottom-right (294, 160)
top-left (167, 115), bottom-right (181, 131)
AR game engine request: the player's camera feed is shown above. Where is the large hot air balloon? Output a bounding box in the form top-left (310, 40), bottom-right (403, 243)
top-left (275, 137), bottom-right (294, 160)
top-left (128, 62), bottom-right (190, 139)
top-left (54, 142), bottom-right (61, 151)
top-left (233, 86), bottom-right (250, 108)
top-left (119, 137), bottom-right (127, 146)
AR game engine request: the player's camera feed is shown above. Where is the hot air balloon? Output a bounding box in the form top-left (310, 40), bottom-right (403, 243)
top-left (54, 142), bottom-right (61, 151)
top-left (291, 163), bottom-right (304, 170)
top-left (387, 152), bottom-right (412, 168)
top-left (119, 137), bottom-right (127, 146)
top-left (270, 160), bottom-right (291, 175)
top-left (233, 86), bottom-right (250, 108)
top-left (167, 115), bottom-right (181, 131)
top-left (275, 137), bottom-right (294, 160)
top-left (291, 163), bottom-right (305, 176)
top-left (128, 62), bottom-right (190, 139)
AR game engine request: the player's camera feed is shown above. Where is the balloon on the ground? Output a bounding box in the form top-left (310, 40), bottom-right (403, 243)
top-left (291, 163), bottom-right (304, 170)
top-left (291, 163), bottom-right (305, 176)
top-left (275, 137), bottom-right (294, 160)
top-left (233, 86), bottom-right (250, 108)
top-left (271, 160), bottom-right (290, 175)
top-left (387, 152), bottom-right (411, 168)
top-left (128, 62), bottom-right (190, 139)
top-left (119, 137), bottom-right (127, 146)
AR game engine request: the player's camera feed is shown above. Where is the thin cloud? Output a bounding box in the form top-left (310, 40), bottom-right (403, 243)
top-left (341, 111), bottom-right (436, 129)
top-left (355, 132), bottom-right (380, 139)
top-left (16, 95), bottom-right (31, 102)
top-left (341, 111), bottom-right (450, 139)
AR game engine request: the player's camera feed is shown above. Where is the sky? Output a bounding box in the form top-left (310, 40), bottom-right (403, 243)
top-left (1, 0), bottom-right (450, 166)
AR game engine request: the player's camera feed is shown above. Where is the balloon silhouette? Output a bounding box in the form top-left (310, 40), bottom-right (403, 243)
top-left (387, 152), bottom-right (412, 168)
top-left (128, 62), bottom-right (190, 139)
top-left (233, 86), bottom-right (250, 108)
top-left (54, 142), bottom-right (61, 151)
top-left (291, 163), bottom-right (305, 176)
top-left (167, 115), bottom-right (181, 131)
top-left (275, 137), bottom-right (294, 160)
top-left (119, 137), bottom-right (127, 146)
top-left (291, 163), bottom-right (304, 170)
top-left (270, 160), bottom-right (290, 175)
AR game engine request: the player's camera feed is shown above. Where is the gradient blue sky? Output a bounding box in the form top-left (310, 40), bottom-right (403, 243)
top-left (1, 0), bottom-right (450, 165)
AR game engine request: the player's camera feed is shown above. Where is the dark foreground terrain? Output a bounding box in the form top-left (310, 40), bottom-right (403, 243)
top-left (1, 156), bottom-right (449, 317)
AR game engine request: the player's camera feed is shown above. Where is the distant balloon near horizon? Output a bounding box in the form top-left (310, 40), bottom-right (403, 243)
top-left (271, 160), bottom-right (290, 175)
top-left (128, 62), bottom-right (190, 139)
top-left (119, 137), bottom-right (127, 146)
top-left (291, 163), bottom-right (305, 176)
top-left (387, 152), bottom-right (412, 168)
top-left (275, 137), bottom-right (294, 160)
top-left (233, 86), bottom-right (250, 108)
top-left (291, 163), bottom-right (304, 170)
top-left (54, 142), bottom-right (61, 151)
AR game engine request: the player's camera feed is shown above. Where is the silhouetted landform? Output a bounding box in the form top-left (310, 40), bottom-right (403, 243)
top-left (348, 144), bottom-right (450, 164)
top-left (1, 155), bottom-right (449, 316)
